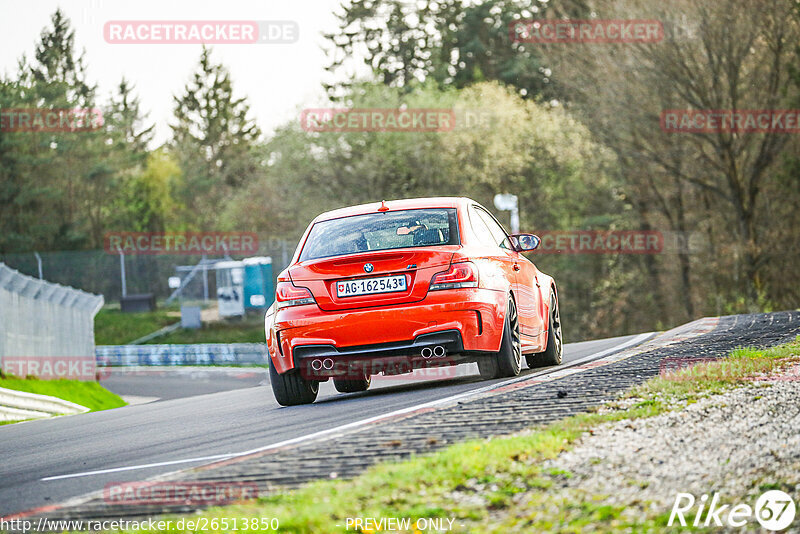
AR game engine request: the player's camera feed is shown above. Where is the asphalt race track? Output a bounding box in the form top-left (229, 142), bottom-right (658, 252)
top-left (0, 333), bottom-right (650, 518)
top-left (98, 367), bottom-right (267, 403)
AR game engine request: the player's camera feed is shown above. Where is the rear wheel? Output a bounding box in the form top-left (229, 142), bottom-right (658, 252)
top-left (477, 355), bottom-right (499, 379)
top-left (479, 295), bottom-right (522, 379)
top-left (269, 360), bottom-right (319, 406)
top-left (334, 374), bottom-right (371, 393)
top-left (526, 291), bottom-right (563, 369)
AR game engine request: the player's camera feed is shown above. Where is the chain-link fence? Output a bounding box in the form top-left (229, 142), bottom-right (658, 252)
top-left (0, 263), bottom-right (104, 380)
top-left (0, 238), bottom-right (295, 305)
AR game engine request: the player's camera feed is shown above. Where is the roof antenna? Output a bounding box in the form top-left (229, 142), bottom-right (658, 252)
top-left (378, 200), bottom-right (389, 212)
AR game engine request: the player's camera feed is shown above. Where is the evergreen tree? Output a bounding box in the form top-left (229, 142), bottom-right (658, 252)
top-left (171, 47), bottom-right (261, 229)
top-left (323, 0), bottom-right (585, 100)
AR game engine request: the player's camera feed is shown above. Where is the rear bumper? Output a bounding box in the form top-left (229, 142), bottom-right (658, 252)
top-left (269, 288), bottom-right (506, 374)
top-left (295, 330), bottom-right (467, 379)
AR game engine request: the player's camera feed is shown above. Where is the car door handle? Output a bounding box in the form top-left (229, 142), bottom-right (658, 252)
top-left (513, 264), bottom-right (520, 271)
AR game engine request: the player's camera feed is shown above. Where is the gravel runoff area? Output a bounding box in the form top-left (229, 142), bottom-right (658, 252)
top-left (515, 365), bottom-right (800, 531)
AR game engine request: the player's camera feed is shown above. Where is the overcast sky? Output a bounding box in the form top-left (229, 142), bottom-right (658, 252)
top-left (0, 0), bottom-right (364, 145)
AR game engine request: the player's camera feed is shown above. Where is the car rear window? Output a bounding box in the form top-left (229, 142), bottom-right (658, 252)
top-left (299, 208), bottom-right (460, 261)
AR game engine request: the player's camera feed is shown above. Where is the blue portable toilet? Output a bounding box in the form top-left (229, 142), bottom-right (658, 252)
top-left (242, 257), bottom-right (274, 311)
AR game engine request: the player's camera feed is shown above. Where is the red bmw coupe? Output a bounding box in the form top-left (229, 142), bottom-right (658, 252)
top-left (265, 197), bottom-right (562, 405)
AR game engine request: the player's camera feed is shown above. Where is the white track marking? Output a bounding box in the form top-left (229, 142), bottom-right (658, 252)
top-left (41, 454), bottom-right (237, 481)
top-left (42, 333), bottom-right (652, 482)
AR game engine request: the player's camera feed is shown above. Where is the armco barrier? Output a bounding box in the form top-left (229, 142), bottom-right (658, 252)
top-left (96, 343), bottom-right (268, 366)
top-left (0, 263), bottom-right (103, 380)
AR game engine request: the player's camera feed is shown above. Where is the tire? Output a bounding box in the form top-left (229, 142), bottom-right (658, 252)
top-left (496, 295), bottom-right (523, 377)
top-left (479, 294), bottom-right (522, 379)
top-left (478, 295), bottom-right (522, 380)
top-left (334, 374), bottom-right (371, 393)
top-left (269, 360), bottom-right (319, 406)
top-left (477, 355), bottom-right (500, 379)
top-left (526, 291), bottom-right (563, 369)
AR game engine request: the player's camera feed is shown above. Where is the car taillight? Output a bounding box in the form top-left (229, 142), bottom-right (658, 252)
top-left (276, 282), bottom-right (316, 308)
top-left (430, 262), bottom-right (479, 290)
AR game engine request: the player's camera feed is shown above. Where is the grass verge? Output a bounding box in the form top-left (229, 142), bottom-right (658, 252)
top-left (149, 316), bottom-right (266, 345)
top-left (0, 374), bottom-right (126, 412)
top-left (95, 308), bottom-right (266, 345)
top-left (99, 337), bottom-right (800, 533)
top-left (95, 308), bottom-right (178, 345)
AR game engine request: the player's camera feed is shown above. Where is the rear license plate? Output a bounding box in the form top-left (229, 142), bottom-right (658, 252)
top-left (336, 275), bottom-right (407, 298)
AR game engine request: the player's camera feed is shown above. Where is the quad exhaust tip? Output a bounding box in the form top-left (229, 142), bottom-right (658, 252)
top-left (422, 346), bottom-right (447, 359)
top-left (310, 358), bottom-right (335, 371)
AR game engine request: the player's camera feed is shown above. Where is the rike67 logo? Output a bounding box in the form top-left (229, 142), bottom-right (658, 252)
top-left (669, 490), bottom-right (796, 530)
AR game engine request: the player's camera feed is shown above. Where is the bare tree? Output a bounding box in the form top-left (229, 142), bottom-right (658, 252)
top-left (544, 0), bottom-right (800, 309)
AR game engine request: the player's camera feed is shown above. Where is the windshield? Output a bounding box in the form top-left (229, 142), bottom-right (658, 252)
top-left (299, 208), bottom-right (459, 262)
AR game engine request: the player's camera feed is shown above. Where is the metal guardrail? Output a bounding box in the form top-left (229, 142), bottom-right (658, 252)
top-left (96, 343), bottom-right (268, 366)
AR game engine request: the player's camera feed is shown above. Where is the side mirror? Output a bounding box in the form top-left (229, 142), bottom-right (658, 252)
top-left (510, 233), bottom-right (540, 252)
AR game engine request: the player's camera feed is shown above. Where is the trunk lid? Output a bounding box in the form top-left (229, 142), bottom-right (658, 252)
top-left (289, 246), bottom-right (457, 311)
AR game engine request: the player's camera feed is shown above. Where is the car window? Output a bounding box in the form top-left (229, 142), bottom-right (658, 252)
top-left (299, 208), bottom-right (459, 261)
top-left (469, 206), bottom-right (499, 247)
top-left (474, 206), bottom-right (509, 248)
